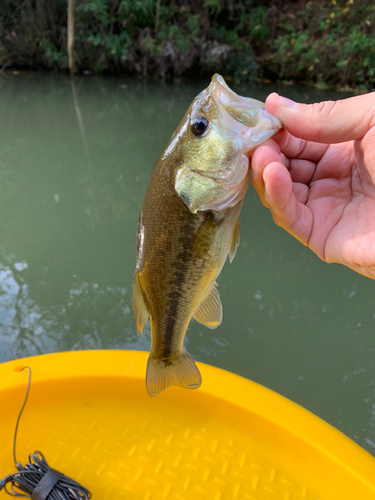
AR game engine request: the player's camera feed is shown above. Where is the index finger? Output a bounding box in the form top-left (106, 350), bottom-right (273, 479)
top-left (266, 91), bottom-right (375, 144)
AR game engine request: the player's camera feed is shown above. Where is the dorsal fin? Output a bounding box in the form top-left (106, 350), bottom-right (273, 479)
top-left (229, 218), bottom-right (240, 263)
top-left (193, 282), bottom-right (222, 329)
top-left (132, 272), bottom-right (149, 336)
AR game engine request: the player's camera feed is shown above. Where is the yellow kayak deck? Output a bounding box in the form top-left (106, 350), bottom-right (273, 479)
top-left (0, 350), bottom-right (374, 499)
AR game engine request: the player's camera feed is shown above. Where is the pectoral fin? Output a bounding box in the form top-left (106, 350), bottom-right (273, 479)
top-left (229, 218), bottom-right (240, 263)
top-left (191, 211), bottom-right (220, 259)
top-left (193, 282), bottom-right (222, 329)
top-left (132, 272), bottom-right (149, 336)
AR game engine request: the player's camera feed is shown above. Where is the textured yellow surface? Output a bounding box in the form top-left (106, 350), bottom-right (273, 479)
top-left (0, 350), bottom-right (375, 500)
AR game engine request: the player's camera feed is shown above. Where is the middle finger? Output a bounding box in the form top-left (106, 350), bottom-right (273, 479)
top-left (275, 128), bottom-right (330, 162)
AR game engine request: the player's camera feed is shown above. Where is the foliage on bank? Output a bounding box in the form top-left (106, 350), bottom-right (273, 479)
top-left (1, 0), bottom-right (374, 90)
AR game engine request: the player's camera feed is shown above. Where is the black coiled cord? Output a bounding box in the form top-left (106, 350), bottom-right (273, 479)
top-left (0, 451), bottom-right (91, 499)
top-left (0, 367), bottom-right (92, 500)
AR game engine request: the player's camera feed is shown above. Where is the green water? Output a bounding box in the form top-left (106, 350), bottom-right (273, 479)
top-left (0, 73), bottom-right (374, 456)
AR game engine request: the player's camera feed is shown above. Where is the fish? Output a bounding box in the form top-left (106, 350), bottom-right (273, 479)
top-left (132, 74), bottom-right (282, 397)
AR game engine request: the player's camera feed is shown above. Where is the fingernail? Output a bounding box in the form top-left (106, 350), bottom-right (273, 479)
top-left (279, 96), bottom-right (299, 109)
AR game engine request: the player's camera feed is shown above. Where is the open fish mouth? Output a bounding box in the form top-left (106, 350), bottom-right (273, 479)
top-left (207, 74), bottom-right (282, 152)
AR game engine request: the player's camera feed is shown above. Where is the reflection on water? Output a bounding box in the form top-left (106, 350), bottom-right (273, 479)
top-left (0, 73), bottom-right (374, 455)
top-left (0, 253), bottom-right (150, 361)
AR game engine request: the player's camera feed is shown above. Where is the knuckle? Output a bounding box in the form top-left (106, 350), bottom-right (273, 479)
top-left (296, 139), bottom-right (308, 157)
top-left (309, 101), bottom-right (337, 141)
top-left (310, 100), bottom-right (336, 117)
top-left (280, 152), bottom-right (290, 169)
top-left (363, 107), bottom-right (375, 133)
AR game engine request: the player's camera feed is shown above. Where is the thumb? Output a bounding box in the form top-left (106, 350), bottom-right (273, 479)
top-left (265, 92), bottom-right (375, 144)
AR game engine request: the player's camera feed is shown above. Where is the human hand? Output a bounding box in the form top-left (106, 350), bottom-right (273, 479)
top-left (251, 92), bottom-right (375, 279)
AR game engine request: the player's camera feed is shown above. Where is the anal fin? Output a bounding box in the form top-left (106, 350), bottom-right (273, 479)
top-left (193, 282), bottom-right (222, 329)
top-left (146, 351), bottom-right (202, 397)
top-left (132, 272), bottom-right (149, 336)
top-left (229, 218), bottom-right (240, 263)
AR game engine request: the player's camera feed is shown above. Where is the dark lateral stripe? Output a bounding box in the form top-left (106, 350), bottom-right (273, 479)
top-left (162, 258), bottom-right (188, 358)
top-left (162, 213), bottom-right (199, 358)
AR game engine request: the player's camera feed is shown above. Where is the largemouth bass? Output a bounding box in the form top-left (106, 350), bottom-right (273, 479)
top-left (133, 74), bottom-right (281, 397)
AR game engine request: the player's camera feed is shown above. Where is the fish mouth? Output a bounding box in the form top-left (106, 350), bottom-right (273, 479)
top-left (207, 74), bottom-right (282, 152)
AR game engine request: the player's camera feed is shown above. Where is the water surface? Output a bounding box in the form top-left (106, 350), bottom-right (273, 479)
top-left (0, 73), bottom-right (374, 455)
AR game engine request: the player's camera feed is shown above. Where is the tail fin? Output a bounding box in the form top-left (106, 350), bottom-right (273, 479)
top-left (146, 351), bottom-right (202, 397)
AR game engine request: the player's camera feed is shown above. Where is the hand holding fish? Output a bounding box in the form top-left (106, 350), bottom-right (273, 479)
top-left (251, 92), bottom-right (375, 279)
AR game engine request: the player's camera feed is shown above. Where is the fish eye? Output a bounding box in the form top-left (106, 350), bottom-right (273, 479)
top-left (191, 116), bottom-right (209, 136)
